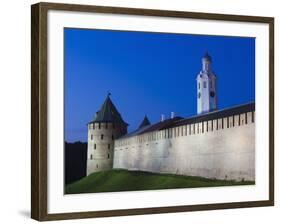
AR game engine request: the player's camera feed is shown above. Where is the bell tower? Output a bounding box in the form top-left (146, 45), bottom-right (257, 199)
top-left (196, 52), bottom-right (217, 114)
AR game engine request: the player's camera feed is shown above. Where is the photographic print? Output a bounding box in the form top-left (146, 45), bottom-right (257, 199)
top-left (31, 3), bottom-right (274, 220)
top-left (64, 28), bottom-right (256, 194)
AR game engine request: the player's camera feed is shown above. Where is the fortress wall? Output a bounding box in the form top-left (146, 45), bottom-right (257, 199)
top-left (113, 112), bottom-right (255, 181)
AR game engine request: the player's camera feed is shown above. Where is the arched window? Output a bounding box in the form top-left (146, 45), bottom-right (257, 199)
top-left (112, 134), bottom-right (114, 140)
top-left (94, 144), bottom-right (96, 149)
top-left (90, 154), bottom-right (93, 160)
top-left (203, 81), bottom-right (207, 88)
top-left (108, 144), bottom-right (110, 149)
top-left (198, 82), bottom-right (200, 89)
top-left (101, 134), bottom-right (104, 140)
top-left (108, 153), bottom-right (110, 159)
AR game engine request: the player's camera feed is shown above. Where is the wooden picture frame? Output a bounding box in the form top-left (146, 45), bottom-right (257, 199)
top-left (31, 2), bottom-right (274, 221)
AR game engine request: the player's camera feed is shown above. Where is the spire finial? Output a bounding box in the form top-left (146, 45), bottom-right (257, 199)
top-left (203, 51), bottom-right (212, 61)
top-left (107, 91), bottom-right (111, 97)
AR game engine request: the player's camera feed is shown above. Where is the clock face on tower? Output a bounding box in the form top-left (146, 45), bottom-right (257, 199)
top-left (210, 91), bottom-right (215, 97)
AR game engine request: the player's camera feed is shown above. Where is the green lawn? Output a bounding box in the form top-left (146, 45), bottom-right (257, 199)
top-left (65, 169), bottom-right (254, 194)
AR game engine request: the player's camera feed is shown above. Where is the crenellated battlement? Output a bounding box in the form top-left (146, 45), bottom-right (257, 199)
top-left (115, 110), bottom-right (255, 148)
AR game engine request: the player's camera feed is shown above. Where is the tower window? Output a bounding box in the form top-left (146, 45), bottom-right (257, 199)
top-left (101, 134), bottom-right (104, 140)
top-left (94, 144), bottom-right (96, 149)
top-left (90, 154), bottom-right (93, 160)
top-left (198, 92), bottom-right (201, 98)
top-left (112, 134), bottom-right (114, 140)
top-left (90, 134), bottom-right (93, 140)
top-left (203, 81), bottom-right (207, 88)
top-left (98, 123), bottom-right (101, 129)
top-left (198, 82), bottom-right (200, 89)
top-left (108, 144), bottom-right (110, 149)
top-left (108, 153), bottom-right (110, 159)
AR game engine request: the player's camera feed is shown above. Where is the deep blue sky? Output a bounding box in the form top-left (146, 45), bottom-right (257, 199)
top-left (64, 28), bottom-right (255, 142)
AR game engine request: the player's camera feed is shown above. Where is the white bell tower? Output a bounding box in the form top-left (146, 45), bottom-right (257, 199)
top-left (197, 52), bottom-right (217, 114)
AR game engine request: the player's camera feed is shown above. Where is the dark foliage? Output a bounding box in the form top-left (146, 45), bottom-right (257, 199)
top-left (64, 142), bottom-right (87, 185)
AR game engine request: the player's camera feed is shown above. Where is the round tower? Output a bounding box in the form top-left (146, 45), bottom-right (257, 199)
top-left (196, 52), bottom-right (217, 114)
top-left (87, 94), bottom-right (128, 175)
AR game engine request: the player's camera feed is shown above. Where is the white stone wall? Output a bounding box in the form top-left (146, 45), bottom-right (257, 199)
top-left (113, 112), bottom-right (255, 181)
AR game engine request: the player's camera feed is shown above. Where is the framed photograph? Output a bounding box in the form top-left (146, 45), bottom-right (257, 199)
top-left (31, 2), bottom-right (274, 221)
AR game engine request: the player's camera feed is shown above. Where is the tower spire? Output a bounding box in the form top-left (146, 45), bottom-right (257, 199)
top-left (202, 51), bottom-right (212, 72)
top-left (138, 115), bottom-right (151, 129)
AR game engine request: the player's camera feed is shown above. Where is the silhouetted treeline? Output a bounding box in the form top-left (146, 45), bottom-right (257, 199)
top-left (64, 142), bottom-right (87, 185)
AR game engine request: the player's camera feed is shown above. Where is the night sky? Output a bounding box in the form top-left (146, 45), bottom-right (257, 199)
top-left (64, 28), bottom-right (255, 142)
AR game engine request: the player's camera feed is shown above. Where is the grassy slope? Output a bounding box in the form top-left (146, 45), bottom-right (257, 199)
top-left (65, 169), bottom-right (254, 194)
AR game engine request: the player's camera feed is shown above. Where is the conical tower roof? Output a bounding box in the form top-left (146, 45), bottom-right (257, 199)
top-left (91, 94), bottom-right (128, 125)
top-left (138, 115), bottom-right (151, 129)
